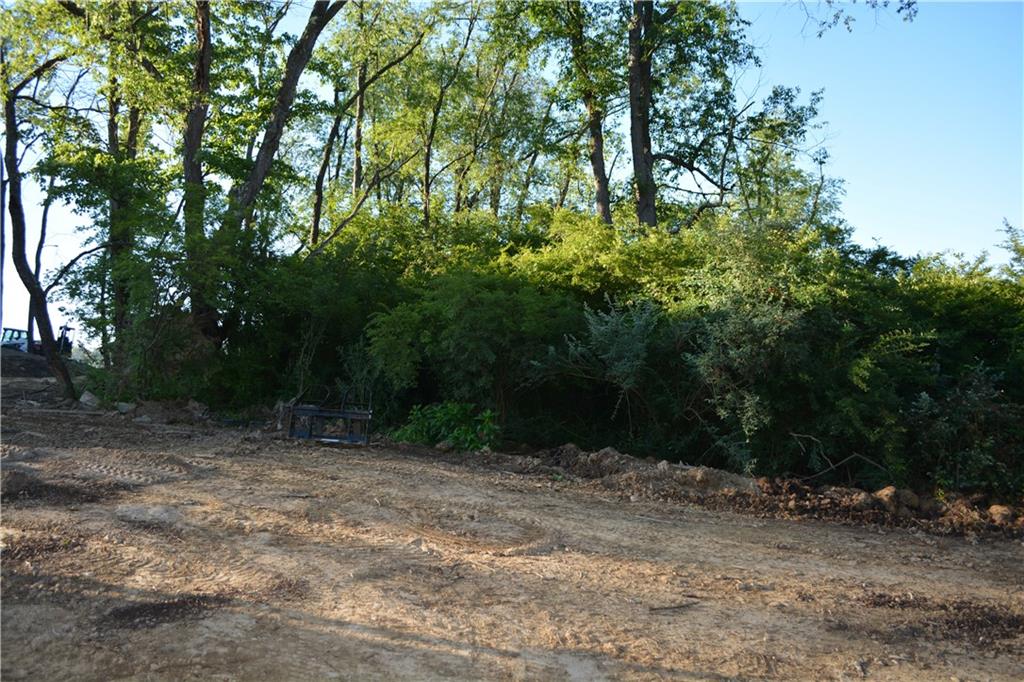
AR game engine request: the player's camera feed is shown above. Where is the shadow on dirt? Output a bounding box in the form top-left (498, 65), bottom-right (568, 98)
top-left (858, 590), bottom-right (1024, 646)
top-left (99, 594), bottom-right (234, 630)
top-left (1, 468), bottom-right (130, 507)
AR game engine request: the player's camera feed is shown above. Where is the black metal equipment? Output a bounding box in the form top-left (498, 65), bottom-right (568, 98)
top-left (287, 388), bottom-right (372, 445)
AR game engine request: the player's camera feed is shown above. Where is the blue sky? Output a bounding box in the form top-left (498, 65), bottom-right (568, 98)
top-left (2, 1), bottom-right (1022, 333)
top-left (736, 0), bottom-right (1023, 261)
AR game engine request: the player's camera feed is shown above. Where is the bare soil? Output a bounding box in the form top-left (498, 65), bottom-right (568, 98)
top-left (2, 407), bottom-right (1022, 681)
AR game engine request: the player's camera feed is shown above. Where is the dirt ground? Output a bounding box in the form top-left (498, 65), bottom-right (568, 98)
top-left (2, 407), bottom-right (1023, 681)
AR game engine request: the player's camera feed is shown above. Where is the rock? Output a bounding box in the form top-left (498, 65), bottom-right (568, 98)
top-left (78, 390), bottom-right (101, 409)
top-left (186, 399), bottom-right (209, 418)
top-left (115, 504), bottom-right (182, 526)
top-left (133, 415), bottom-right (153, 424)
top-left (988, 504), bottom-right (1015, 525)
top-left (851, 491), bottom-right (876, 511)
top-left (434, 440), bottom-right (454, 453)
top-left (738, 581), bottom-right (774, 592)
top-left (874, 486), bottom-right (899, 513)
top-left (898, 489), bottom-right (920, 510)
top-left (679, 465), bottom-right (761, 494)
top-left (115, 402), bottom-right (136, 414)
top-left (919, 497), bottom-right (944, 517)
top-left (656, 460), bottom-right (670, 473)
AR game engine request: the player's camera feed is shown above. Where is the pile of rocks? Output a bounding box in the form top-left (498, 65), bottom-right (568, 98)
top-left (532, 444), bottom-right (1021, 535)
top-left (76, 392), bottom-right (210, 424)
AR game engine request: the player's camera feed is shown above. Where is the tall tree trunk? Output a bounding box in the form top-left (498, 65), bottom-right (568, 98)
top-left (422, 11), bottom-right (476, 229)
top-left (628, 0), bottom-right (657, 228)
top-left (567, 0), bottom-right (612, 224)
top-left (422, 81), bottom-right (448, 228)
top-left (351, 0), bottom-right (365, 193)
top-left (106, 84), bottom-right (136, 368)
top-left (182, 0), bottom-right (218, 340)
top-left (4, 69), bottom-right (76, 399)
top-left (111, 105), bottom-right (142, 362)
top-left (27, 174), bottom-right (55, 349)
top-left (1, 138), bottom-right (6, 318)
top-left (556, 172), bottom-right (571, 209)
top-left (515, 98), bottom-right (554, 223)
top-left (352, 60), bottom-right (366, 193)
top-left (98, 254), bottom-right (112, 369)
top-left (583, 98), bottom-right (612, 224)
top-left (489, 170), bottom-right (502, 216)
top-left (225, 0), bottom-right (346, 231)
top-left (422, 127), bottom-right (435, 229)
top-left (311, 89), bottom-right (343, 246)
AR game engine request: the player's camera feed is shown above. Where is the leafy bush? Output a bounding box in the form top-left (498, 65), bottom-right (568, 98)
top-left (393, 402), bottom-right (500, 451)
top-left (69, 204), bottom-right (1023, 499)
top-left (365, 268), bottom-right (582, 413)
top-left (907, 364), bottom-right (1024, 496)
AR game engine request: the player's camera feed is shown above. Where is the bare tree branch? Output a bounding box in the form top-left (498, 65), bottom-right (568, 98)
top-left (306, 150), bottom-right (419, 258)
top-left (43, 243), bottom-right (110, 295)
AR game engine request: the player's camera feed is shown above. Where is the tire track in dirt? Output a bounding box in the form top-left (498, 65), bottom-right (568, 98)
top-left (3, 414), bottom-right (1023, 681)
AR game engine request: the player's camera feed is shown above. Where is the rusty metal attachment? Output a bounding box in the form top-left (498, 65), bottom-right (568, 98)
top-left (287, 388), bottom-right (372, 445)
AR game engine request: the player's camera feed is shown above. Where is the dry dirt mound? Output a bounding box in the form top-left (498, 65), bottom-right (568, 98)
top-left (536, 443), bottom-right (760, 494)
top-left (1, 348), bottom-right (52, 378)
top-left (0, 348), bottom-right (90, 378)
top-left (434, 441), bottom-right (1022, 538)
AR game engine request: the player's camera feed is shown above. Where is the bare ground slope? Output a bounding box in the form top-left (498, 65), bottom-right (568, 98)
top-left (2, 409), bottom-right (1022, 681)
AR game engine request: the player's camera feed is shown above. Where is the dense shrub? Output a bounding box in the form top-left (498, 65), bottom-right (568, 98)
top-left (85, 208), bottom-right (1022, 499)
top-left (393, 401), bottom-right (500, 451)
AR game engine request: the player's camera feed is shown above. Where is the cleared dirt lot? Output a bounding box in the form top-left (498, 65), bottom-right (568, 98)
top-left (2, 408), bottom-right (1022, 681)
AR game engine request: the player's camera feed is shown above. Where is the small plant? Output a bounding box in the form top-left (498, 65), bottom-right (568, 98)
top-left (393, 401), bottom-right (500, 451)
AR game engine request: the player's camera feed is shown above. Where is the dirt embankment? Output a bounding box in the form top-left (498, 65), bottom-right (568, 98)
top-left (432, 442), bottom-right (1022, 539)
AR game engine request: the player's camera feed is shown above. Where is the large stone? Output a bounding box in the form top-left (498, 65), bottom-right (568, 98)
top-left (851, 491), bottom-right (876, 511)
top-left (678, 465), bottom-right (761, 494)
top-left (873, 486), bottom-right (899, 513)
top-left (78, 390), bottom-right (101, 409)
top-left (115, 402), bottom-right (136, 414)
top-left (898, 489), bottom-right (920, 510)
top-left (988, 504), bottom-right (1015, 525)
top-left (186, 399), bottom-right (209, 419)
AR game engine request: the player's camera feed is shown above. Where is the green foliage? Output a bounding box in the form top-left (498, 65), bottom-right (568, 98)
top-left (11, 0), bottom-right (1019, 500)
top-left (907, 365), bottom-right (1024, 496)
top-left (366, 267), bottom-right (582, 412)
top-left (393, 402), bottom-right (500, 451)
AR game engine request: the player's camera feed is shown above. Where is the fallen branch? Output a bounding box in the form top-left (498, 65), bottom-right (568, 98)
top-left (799, 452), bottom-right (891, 482)
top-left (649, 597), bottom-right (701, 613)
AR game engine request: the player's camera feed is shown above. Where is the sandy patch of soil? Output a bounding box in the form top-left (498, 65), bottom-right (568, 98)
top-left (2, 408), bottom-right (1022, 680)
